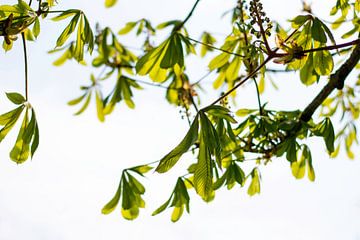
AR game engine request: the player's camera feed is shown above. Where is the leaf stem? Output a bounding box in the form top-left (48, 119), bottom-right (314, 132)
top-left (209, 56), bottom-right (271, 106)
top-left (186, 36), bottom-right (247, 58)
top-left (21, 32), bottom-right (29, 101)
top-left (253, 78), bottom-right (263, 115)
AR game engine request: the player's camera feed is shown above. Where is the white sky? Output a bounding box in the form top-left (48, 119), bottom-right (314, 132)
top-left (0, 0), bottom-right (360, 239)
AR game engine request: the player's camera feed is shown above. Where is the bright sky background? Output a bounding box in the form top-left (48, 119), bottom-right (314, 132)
top-left (0, 0), bottom-right (360, 239)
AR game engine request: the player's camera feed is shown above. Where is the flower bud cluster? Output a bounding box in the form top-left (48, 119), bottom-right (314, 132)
top-left (249, 0), bottom-right (272, 38)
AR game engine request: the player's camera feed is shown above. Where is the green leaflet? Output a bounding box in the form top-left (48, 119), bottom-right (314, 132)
top-left (6, 92), bottom-right (26, 105)
top-left (0, 106), bottom-right (24, 142)
top-left (53, 10), bottom-right (94, 62)
top-left (194, 138), bottom-right (213, 202)
top-left (10, 109), bottom-right (30, 164)
top-left (128, 164), bottom-right (153, 177)
top-left (155, 114), bottom-right (199, 173)
top-left (102, 180), bottom-right (122, 214)
top-left (291, 145), bottom-right (315, 181)
top-left (313, 50), bottom-right (333, 76)
top-left (95, 90), bottom-right (104, 122)
top-left (300, 53), bottom-right (319, 85)
top-left (311, 118), bottom-right (335, 153)
top-left (0, 105), bottom-right (24, 126)
top-left (247, 168), bottom-right (261, 196)
top-left (213, 162), bottom-right (245, 190)
top-left (102, 171), bottom-right (146, 220)
top-left (32, 17), bottom-right (40, 38)
top-left (9, 107), bottom-right (39, 163)
top-left (200, 32), bottom-right (216, 57)
top-left (55, 13), bottom-right (80, 47)
top-left (152, 178), bottom-right (190, 222)
top-left (311, 18), bottom-right (327, 44)
top-left (105, 0), bottom-right (117, 8)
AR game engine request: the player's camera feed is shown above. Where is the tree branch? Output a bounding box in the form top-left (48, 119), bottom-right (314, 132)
top-left (300, 43), bottom-right (360, 122)
top-left (175, 0), bottom-right (201, 31)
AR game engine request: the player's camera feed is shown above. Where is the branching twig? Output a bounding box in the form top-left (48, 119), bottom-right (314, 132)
top-left (300, 43), bottom-right (360, 122)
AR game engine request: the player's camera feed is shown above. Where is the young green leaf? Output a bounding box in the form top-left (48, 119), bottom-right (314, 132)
top-left (105, 0), bottom-right (117, 8)
top-left (313, 50), bottom-right (333, 76)
top-left (155, 115), bottom-right (199, 173)
top-left (247, 168), bottom-right (261, 196)
top-left (6, 92), bottom-right (26, 105)
top-left (102, 180), bottom-right (122, 214)
top-left (194, 136), bottom-right (214, 202)
top-left (10, 109), bottom-right (30, 164)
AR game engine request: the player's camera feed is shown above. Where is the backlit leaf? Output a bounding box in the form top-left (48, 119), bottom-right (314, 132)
top-left (156, 115), bottom-right (199, 173)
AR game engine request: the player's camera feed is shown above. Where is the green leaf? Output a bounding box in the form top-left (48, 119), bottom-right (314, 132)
top-left (204, 105), bottom-right (237, 123)
top-left (56, 13), bottom-right (80, 48)
top-left (6, 92), bottom-right (26, 105)
top-left (33, 17), bottom-right (40, 38)
top-left (102, 180), bottom-right (121, 214)
top-left (105, 0), bottom-right (117, 8)
top-left (10, 109), bottom-right (30, 164)
top-left (171, 206), bottom-right (184, 222)
top-left (0, 106), bottom-right (24, 142)
top-left (208, 52), bottom-right (230, 70)
top-left (155, 115), bottom-right (199, 173)
top-left (194, 135), bottom-right (213, 202)
top-left (291, 151), bottom-right (306, 179)
top-left (118, 22), bottom-right (137, 35)
top-left (324, 118), bottom-right (335, 153)
top-left (95, 90), bottom-right (105, 122)
top-left (290, 15), bottom-right (311, 28)
top-left (51, 10), bottom-right (78, 21)
top-left (74, 92), bottom-right (92, 115)
top-left (30, 114), bottom-right (39, 158)
top-left (73, 14), bottom-right (85, 61)
top-left (313, 50), bottom-right (333, 76)
top-left (68, 93), bottom-right (87, 106)
top-left (135, 38), bottom-right (170, 82)
top-left (300, 53), bottom-right (318, 85)
top-left (0, 106), bottom-right (24, 125)
top-left (160, 33), bottom-right (184, 69)
top-left (236, 108), bottom-right (257, 117)
top-left (129, 164), bottom-right (153, 176)
top-left (121, 206), bottom-right (139, 220)
top-left (152, 197), bottom-right (171, 216)
top-left (311, 18), bottom-right (327, 43)
top-left (247, 168), bottom-right (260, 196)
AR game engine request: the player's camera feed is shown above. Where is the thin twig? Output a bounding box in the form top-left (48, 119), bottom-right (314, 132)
top-left (21, 32), bottom-right (29, 101)
top-left (209, 56), bottom-right (271, 106)
top-left (186, 37), bottom-right (247, 58)
top-left (176, 0), bottom-right (202, 30)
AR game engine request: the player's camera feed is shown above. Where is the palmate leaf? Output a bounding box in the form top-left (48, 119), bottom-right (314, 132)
top-left (136, 32), bottom-right (187, 82)
top-left (152, 178), bottom-right (190, 222)
top-left (53, 10), bottom-right (94, 62)
top-left (155, 114), bottom-right (199, 173)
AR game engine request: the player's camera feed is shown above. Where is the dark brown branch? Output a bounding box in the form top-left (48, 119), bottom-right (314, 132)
top-left (300, 43), bottom-right (360, 122)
